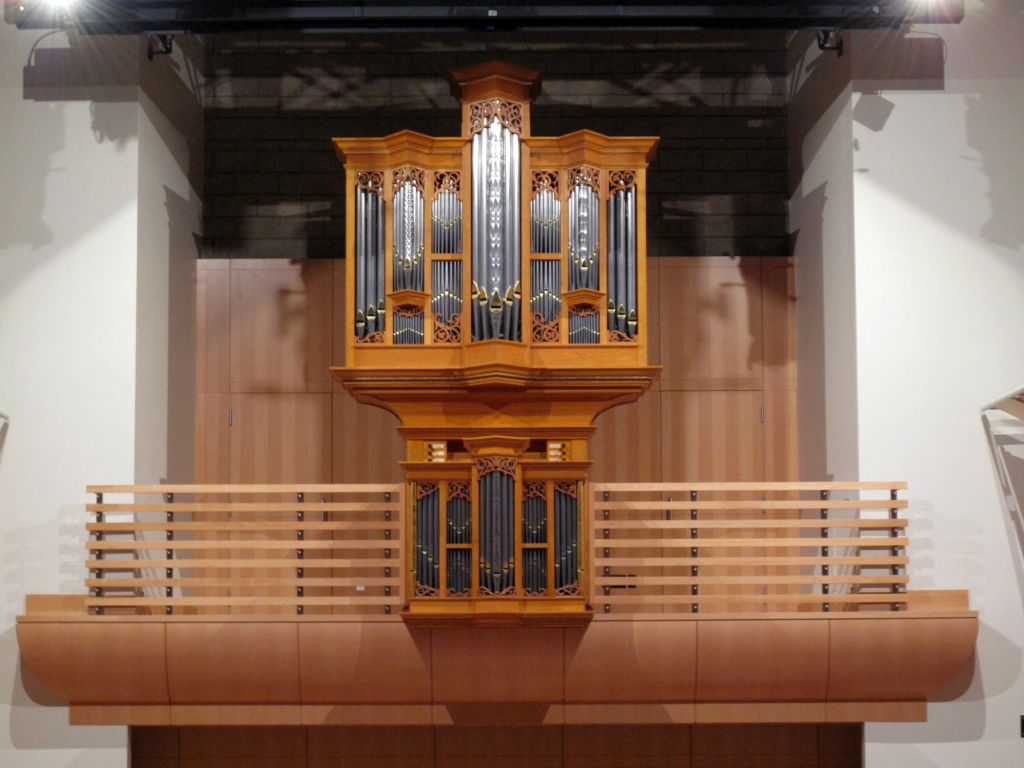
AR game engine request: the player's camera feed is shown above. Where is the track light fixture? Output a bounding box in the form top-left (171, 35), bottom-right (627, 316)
top-left (816, 27), bottom-right (844, 56)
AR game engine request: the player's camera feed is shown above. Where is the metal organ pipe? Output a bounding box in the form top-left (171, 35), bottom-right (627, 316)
top-left (432, 260), bottom-right (463, 334)
top-left (478, 463), bottom-right (515, 595)
top-left (530, 188), bottom-right (560, 254)
top-left (607, 182), bottom-right (638, 339)
top-left (355, 181), bottom-right (385, 340)
top-left (471, 118), bottom-right (521, 341)
top-left (392, 180), bottom-right (424, 292)
top-left (568, 182), bottom-right (599, 291)
top-left (554, 484), bottom-right (579, 592)
top-left (432, 190), bottom-right (462, 254)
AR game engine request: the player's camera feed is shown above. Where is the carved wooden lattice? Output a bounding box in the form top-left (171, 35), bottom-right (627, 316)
top-left (434, 171), bottom-right (461, 193)
top-left (433, 313), bottom-right (462, 344)
top-left (569, 165), bottom-right (600, 192)
top-left (393, 166), bottom-right (425, 193)
top-left (532, 170), bottom-right (558, 193)
top-left (477, 456), bottom-right (517, 477)
top-left (357, 170), bottom-right (384, 194)
top-left (468, 98), bottom-right (523, 135)
top-left (608, 169), bottom-right (637, 192)
top-left (532, 313), bottom-right (560, 343)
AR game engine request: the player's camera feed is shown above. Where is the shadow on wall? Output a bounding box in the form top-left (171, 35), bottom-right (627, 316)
top-left (165, 187), bottom-right (200, 485)
top-left (869, 620), bottom-right (1020, 746)
top-left (0, 414), bottom-right (8, 471)
top-left (966, 0), bottom-right (1024, 251)
top-left (851, 13), bottom-right (1024, 253)
top-left (966, 89), bottom-right (1024, 251)
top-left (1, 626), bottom-right (124, 749)
top-left (0, 31), bottom-right (139, 252)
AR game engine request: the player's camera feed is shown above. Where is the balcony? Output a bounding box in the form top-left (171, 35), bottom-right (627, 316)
top-left (17, 481), bottom-right (975, 727)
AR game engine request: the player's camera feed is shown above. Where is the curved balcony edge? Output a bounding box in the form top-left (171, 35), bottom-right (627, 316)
top-left (16, 589), bottom-right (977, 726)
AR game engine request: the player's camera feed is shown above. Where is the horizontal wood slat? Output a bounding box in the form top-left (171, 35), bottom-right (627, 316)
top-left (591, 481), bottom-right (910, 614)
top-left (83, 484), bottom-right (404, 616)
top-left (594, 575), bottom-right (910, 586)
top-left (87, 503), bottom-right (399, 513)
top-left (87, 484), bottom-right (400, 494)
top-left (591, 481), bottom-right (908, 492)
top-left (600, 594), bottom-right (909, 605)
top-left (596, 518), bottom-right (907, 530)
top-left (592, 499), bottom-right (907, 511)
top-left (592, 537), bottom-right (908, 549)
top-left (87, 522), bottom-right (402, 533)
top-left (84, 596), bottom-right (404, 608)
top-left (88, 540), bottom-right (402, 551)
top-left (594, 556), bottom-right (908, 567)
top-left (86, 558), bottom-right (399, 569)
top-left (86, 577), bottom-right (397, 588)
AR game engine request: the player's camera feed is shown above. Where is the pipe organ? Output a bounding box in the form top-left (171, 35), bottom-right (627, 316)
top-left (333, 62), bottom-right (659, 624)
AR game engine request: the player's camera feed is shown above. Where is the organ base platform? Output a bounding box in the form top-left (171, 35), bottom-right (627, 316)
top-left (17, 590), bottom-right (976, 727)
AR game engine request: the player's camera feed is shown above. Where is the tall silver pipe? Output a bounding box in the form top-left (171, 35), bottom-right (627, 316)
top-left (622, 188), bottom-right (630, 337)
top-left (392, 182), bottom-right (424, 292)
top-left (530, 189), bottom-right (560, 254)
top-left (355, 189), bottom-right (366, 338)
top-left (375, 193), bottom-right (384, 335)
top-left (471, 119), bottom-right (520, 341)
top-left (472, 133), bottom-right (484, 340)
top-left (614, 191), bottom-right (623, 332)
top-left (355, 187), bottom-right (385, 338)
top-left (569, 184), bottom-right (599, 291)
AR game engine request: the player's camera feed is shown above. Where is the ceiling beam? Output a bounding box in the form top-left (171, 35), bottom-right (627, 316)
top-left (5, 1), bottom-right (965, 36)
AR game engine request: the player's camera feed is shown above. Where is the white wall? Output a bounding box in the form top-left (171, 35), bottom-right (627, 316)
top-left (137, 38), bottom-right (203, 485)
top-left (788, 31), bottom-right (861, 483)
top-left (0, 26), bottom-right (138, 768)
top-left (0, 23), bottom-right (200, 767)
top-left (832, 1), bottom-right (1024, 764)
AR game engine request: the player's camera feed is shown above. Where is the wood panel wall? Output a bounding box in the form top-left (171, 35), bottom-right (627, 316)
top-left (133, 723), bottom-right (860, 767)
top-left (590, 256), bottom-right (796, 483)
top-left (196, 256), bottom-right (795, 485)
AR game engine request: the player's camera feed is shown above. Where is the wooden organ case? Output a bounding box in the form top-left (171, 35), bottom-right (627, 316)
top-left (332, 62), bottom-right (659, 625)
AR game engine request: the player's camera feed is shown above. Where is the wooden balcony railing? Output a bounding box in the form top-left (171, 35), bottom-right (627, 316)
top-left (84, 484), bottom-right (405, 615)
top-left (590, 482), bottom-right (909, 614)
top-left (80, 481), bottom-right (911, 616)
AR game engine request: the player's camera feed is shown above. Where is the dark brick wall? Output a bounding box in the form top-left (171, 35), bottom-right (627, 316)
top-left (203, 31), bottom-right (789, 259)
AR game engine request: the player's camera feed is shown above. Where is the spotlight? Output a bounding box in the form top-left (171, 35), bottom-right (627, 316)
top-left (38, 0), bottom-right (77, 13)
top-left (6, 0), bottom-right (78, 29)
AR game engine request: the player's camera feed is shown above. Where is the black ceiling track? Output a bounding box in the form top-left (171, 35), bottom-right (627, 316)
top-left (6, 1), bottom-right (964, 35)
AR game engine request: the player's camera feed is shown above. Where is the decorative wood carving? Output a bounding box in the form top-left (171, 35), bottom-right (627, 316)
top-left (531, 170), bottom-right (558, 193)
top-left (570, 304), bottom-right (599, 318)
top-left (476, 456), bottom-right (517, 477)
top-left (531, 313), bottom-right (560, 343)
top-left (448, 482), bottom-right (470, 501)
top-left (555, 481), bottom-right (578, 499)
top-left (468, 98), bottom-right (523, 135)
top-left (569, 165), bottom-right (600, 192)
top-left (524, 481), bottom-right (546, 500)
top-left (357, 171), bottom-right (384, 195)
top-left (433, 313), bottom-right (462, 344)
top-left (416, 482), bottom-right (439, 500)
top-left (355, 331), bottom-right (384, 344)
top-left (434, 171), bottom-right (461, 193)
top-left (609, 169), bottom-right (637, 192)
top-left (393, 166), bottom-right (425, 193)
